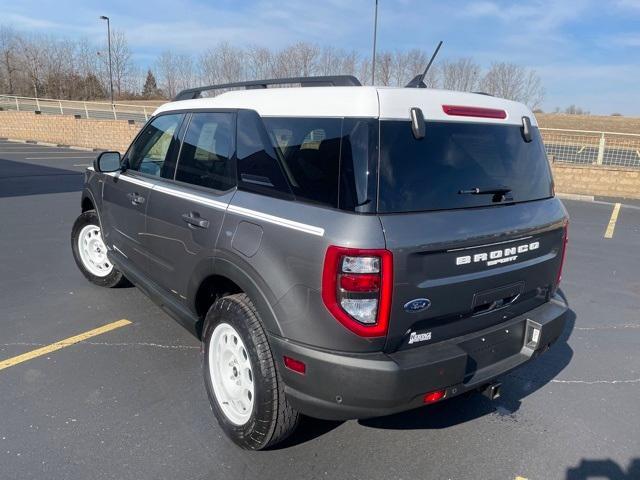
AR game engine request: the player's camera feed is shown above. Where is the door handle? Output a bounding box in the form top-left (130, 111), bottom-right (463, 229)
top-left (127, 192), bottom-right (145, 205)
top-left (182, 213), bottom-right (209, 229)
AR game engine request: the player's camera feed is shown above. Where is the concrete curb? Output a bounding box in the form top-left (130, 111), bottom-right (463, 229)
top-left (557, 192), bottom-right (640, 209)
top-left (556, 193), bottom-right (595, 202)
top-left (2, 138), bottom-right (103, 152)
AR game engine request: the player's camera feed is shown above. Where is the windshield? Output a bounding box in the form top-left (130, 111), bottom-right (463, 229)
top-left (378, 121), bottom-right (553, 213)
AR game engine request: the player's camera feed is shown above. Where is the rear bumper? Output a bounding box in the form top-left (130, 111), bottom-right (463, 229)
top-left (269, 294), bottom-right (568, 420)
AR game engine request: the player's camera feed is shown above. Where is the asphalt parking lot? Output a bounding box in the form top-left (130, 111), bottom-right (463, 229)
top-left (1, 139), bottom-right (639, 480)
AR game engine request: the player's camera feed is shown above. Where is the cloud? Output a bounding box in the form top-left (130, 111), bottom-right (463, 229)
top-left (608, 33), bottom-right (640, 47)
top-left (615, 0), bottom-right (640, 9)
top-left (0, 12), bottom-right (63, 30)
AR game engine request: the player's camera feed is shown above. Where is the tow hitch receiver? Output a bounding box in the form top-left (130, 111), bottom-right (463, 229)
top-left (480, 382), bottom-right (502, 400)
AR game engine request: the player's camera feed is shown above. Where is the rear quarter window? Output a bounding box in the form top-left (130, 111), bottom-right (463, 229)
top-left (260, 117), bottom-right (378, 212)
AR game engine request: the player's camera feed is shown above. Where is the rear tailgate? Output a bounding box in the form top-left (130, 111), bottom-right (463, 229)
top-left (381, 198), bottom-right (567, 352)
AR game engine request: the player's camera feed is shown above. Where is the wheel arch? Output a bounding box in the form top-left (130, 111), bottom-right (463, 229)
top-left (81, 195), bottom-right (94, 212)
top-left (191, 255), bottom-right (285, 339)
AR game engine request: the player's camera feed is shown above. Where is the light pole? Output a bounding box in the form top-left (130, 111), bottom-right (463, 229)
top-left (99, 15), bottom-right (114, 104)
top-left (371, 0), bottom-right (378, 85)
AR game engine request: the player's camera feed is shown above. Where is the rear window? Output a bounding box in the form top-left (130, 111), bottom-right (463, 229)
top-left (378, 121), bottom-right (553, 213)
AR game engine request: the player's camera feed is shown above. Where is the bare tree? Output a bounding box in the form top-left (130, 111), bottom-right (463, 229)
top-left (0, 24), bottom-right (548, 106)
top-left (441, 58), bottom-right (480, 92)
top-left (17, 35), bottom-right (46, 97)
top-left (99, 29), bottom-right (133, 98)
top-left (340, 50), bottom-right (359, 78)
top-left (375, 51), bottom-right (393, 86)
top-left (76, 37), bottom-right (104, 99)
top-left (200, 42), bottom-right (245, 86)
top-left (156, 51), bottom-right (195, 99)
top-left (480, 62), bottom-right (545, 108)
top-left (405, 49), bottom-right (438, 87)
top-left (292, 42), bottom-right (320, 77)
top-left (0, 26), bottom-right (18, 94)
top-left (391, 50), bottom-right (409, 86)
top-left (245, 45), bottom-right (273, 80)
top-left (317, 46), bottom-right (341, 76)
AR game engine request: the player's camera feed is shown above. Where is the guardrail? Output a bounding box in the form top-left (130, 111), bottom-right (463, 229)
top-left (540, 128), bottom-right (640, 169)
top-left (0, 94), bottom-right (164, 123)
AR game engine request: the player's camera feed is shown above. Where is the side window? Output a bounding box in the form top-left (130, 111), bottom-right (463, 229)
top-left (236, 110), bottom-right (292, 198)
top-left (127, 114), bottom-right (183, 178)
top-left (262, 117), bottom-right (342, 208)
top-left (338, 118), bottom-right (378, 212)
top-left (175, 113), bottom-right (236, 191)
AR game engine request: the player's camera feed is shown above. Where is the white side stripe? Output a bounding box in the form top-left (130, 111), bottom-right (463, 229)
top-left (103, 171), bottom-right (155, 189)
top-left (153, 184), bottom-right (228, 210)
top-left (95, 172), bottom-right (325, 237)
top-left (227, 204), bottom-right (325, 237)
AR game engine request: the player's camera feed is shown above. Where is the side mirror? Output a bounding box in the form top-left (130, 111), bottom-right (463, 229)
top-left (94, 151), bottom-right (122, 173)
top-left (410, 107), bottom-right (426, 139)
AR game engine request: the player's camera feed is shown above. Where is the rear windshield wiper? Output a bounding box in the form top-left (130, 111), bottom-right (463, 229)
top-left (458, 186), bottom-right (512, 195)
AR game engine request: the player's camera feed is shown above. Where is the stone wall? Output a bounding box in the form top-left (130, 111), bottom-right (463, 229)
top-left (0, 111), bottom-right (139, 152)
top-left (551, 163), bottom-right (640, 199)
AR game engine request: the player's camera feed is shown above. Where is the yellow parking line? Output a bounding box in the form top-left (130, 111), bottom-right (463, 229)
top-left (604, 203), bottom-right (621, 239)
top-left (0, 319), bottom-right (131, 371)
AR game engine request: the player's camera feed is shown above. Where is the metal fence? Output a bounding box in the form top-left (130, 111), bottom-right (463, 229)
top-left (540, 128), bottom-right (640, 169)
top-left (0, 94), bottom-right (164, 123)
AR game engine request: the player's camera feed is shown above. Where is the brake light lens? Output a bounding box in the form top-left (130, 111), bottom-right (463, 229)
top-left (322, 246), bottom-right (393, 337)
top-left (556, 223), bottom-right (569, 285)
top-left (442, 105), bottom-right (507, 119)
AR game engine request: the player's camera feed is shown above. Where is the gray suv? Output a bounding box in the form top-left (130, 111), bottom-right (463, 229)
top-left (71, 76), bottom-right (569, 450)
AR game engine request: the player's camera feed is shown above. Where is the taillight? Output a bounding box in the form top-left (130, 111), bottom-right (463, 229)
top-left (442, 105), bottom-right (507, 119)
top-left (556, 223), bottom-right (569, 285)
top-left (322, 246), bottom-right (393, 337)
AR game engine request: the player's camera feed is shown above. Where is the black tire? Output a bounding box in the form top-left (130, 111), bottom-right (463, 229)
top-left (71, 210), bottom-right (129, 288)
top-left (202, 293), bottom-right (300, 450)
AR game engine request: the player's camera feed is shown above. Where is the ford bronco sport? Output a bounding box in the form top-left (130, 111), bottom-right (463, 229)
top-left (71, 75), bottom-right (569, 450)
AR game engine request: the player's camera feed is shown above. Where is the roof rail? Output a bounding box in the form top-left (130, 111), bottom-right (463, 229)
top-left (173, 75), bottom-right (362, 101)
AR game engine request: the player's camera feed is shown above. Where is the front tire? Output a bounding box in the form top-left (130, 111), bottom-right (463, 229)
top-left (71, 210), bottom-right (128, 288)
top-left (202, 293), bottom-right (300, 450)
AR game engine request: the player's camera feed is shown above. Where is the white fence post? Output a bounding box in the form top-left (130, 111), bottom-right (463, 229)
top-left (59, 100), bottom-right (64, 115)
top-left (84, 102), bottom-right (89, 119)
top-left (15, 97), bottom-right (19, 111)
top-left (143, 106), bottom-right (148, 121)
top-left (35, 97), bottom-right (41, 111)
top-left (596, 133), bottom-right (606, 165)
top-left (112, 104), bottom-right (117, 120)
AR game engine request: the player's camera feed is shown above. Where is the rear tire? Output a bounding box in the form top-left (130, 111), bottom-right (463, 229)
top-left (71, 210), bottom-right (128, 288)
top-left (202, 293), bottom-right (300, 450)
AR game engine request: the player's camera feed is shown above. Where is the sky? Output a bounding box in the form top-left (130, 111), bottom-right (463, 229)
top-left (0, 0), bottom-right (639, 115)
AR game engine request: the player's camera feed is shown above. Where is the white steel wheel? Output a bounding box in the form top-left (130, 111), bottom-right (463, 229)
top-left (77, 224), bottom-right (113, 277)
top-left (208, 322), bottom-right (255, 426)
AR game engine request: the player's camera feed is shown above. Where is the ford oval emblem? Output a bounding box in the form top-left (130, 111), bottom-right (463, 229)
top-left (403, 298), bottom-right (431, 313)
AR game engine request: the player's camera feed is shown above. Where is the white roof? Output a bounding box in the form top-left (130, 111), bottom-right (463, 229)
top-left (154, 86), bottom-right (536, 126)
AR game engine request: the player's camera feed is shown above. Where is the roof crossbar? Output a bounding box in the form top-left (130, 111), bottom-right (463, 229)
top-left (174, 75), bottom-right (362, 101)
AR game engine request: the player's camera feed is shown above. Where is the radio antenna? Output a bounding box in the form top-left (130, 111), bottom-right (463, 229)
top-left (406, 40), bottom-right (443, 88)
